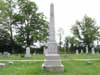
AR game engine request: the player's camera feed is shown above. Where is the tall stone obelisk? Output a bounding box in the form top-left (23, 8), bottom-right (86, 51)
top-left (42, 3), bottom-right (64, 72)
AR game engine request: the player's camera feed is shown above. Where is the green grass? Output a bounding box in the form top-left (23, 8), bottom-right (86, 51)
top-left (0, 54), bottom-right (100, 75)
top-left (61, 54), bottom-right (100, 59)
top-left (0, 54), bottom-right (44, 60)
top-left (0, 54), bottom-right (100, 60)
top-left (0, 61), bottom-right (100, 75)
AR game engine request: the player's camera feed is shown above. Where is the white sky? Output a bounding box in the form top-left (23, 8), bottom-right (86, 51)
top-left (34, 0), bottom-right (100, 42)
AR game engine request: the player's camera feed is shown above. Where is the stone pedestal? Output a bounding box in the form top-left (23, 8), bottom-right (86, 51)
top-left (42, 42), bottom-right (64, 72)
top-left (25, 47), bottom-right (31, 58)
top-left (42, 54), bottom-right (64, 72)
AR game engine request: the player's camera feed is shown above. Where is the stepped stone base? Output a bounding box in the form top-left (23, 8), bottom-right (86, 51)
top-left (42, 54), bottom-right (64, 72)
top-left (42, 64), bottom-right (64, 72)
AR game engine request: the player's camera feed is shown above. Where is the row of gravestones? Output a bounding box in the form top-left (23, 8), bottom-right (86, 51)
top-left (0, 47), bottom-right (31, 68)
top-left (0, 46), bottom-right (96, 58)
top-left (0, 47), bottom-right (31, 58)
top-left (0, 47), bottom-right (96, 58)
top-left (76, 47), bottom-right (95, 54)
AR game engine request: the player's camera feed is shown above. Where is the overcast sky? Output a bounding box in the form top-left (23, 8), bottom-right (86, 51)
top-left (34, 0), bottom-right (100, 42)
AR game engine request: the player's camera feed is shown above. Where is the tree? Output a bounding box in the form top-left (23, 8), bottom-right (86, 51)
top-left (0, 0), bottom-right (48, 53)
top-left (65, 36), bottom-right (79, 53)
top-left (14, 0), bottom-right (48, 48)
top-left (58, 28), bottom-right (64, 53)
top-left (0, 0), bottom-right (17, 52)
top-left (71, 15), bottom-right (100, 52)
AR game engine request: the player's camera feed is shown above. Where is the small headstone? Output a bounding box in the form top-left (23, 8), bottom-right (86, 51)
top-left (87, 60), bottom-right (92, 64)
top-left (33, 53), bottom-right (36, 55)
top-left (8, 53), bottom-right (10, 56)
top-left (8, 61), bottom-right (14, 65)
top-left (0, 63), bottom-right (6, 68)
top-left (76, 50), bottom-right (79, 54)
top-left (3, 52), bottom-right (9, 57)
top-left (81, 49), bottom-right (83, 54)
top-left (25, 47), bottom-right (31, 58)
top-left (92, 48), bottom-right (95, 54)
top-left (86, 46), bottom-right (88, 54)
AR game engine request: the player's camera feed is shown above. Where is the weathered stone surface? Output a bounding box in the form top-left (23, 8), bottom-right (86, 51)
top-left (42, 54), bottom-right (64, 72)
top-left (42, 64), bottom-right (64, 72)
top-left (86, 46), bottom-right (88, 54)
top-left (3, 52), bottom-right (9, 57)
top-left (87, 60), bottom-right (92, 64)
top-left (81, 49), bottom-right (83, 54)
top-left (25, 47), bottom-right (31, 58)
top-left (92, 48), bottom-right (95, 54)
top-left (42, 3), bottom-right (64, 72)
top-left (0, 63), bottom-right (6, 68)
top-left (8, 61), bottom-right (14, 65)
top-left (76, 50), bottom-right (79, 54)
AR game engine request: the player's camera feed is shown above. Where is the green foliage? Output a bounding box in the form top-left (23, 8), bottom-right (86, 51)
top-left (0, 0), bottom-right (18, 52)
top-left (71, 15), bottom-right (100, 51)
top-left (65, 36), bottom-right (79, 53)
top-left (0, 0), bottom-right (48, 52)
top-left (14, 0), bottom-right (48, 47)
top-left (0, 28), bottom-right (11, 50)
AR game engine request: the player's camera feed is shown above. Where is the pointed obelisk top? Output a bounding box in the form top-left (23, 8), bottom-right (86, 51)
top-left (49, 3), bottom-right (56, 42)
top-left (50, 3), bottom-right (54, 17)
top-left (51, 3), bottom-right (54, 6)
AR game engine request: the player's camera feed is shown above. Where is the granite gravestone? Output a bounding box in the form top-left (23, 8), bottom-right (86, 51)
top-left (86, 46), bottom-right (88, 54)
top-left (81, 49), bottom-right (83, 54)
top-left (3, 52), bottom-right (9, 57)
top-left (25, 47), bottom-right (31, 58)
top-left (76, 50), bottom-right (79, 54)
top-left (92, 47), bottom-right (95, 54)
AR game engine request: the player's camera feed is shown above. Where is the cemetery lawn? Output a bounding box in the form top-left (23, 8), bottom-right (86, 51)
top-left (61, 54), bottom-right (100, 59)
top-left (0, 54), bottom-right (44, 60)
top-left (0, 61), bottom-right (100, 75)
top-left (0, 54), bottom-right (100, 75)
top-left (0, 54), bottom-right (100, 60)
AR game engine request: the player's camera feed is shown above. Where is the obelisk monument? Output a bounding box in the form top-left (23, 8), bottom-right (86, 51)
top-left (42, 3), bottom-right (64, 72)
